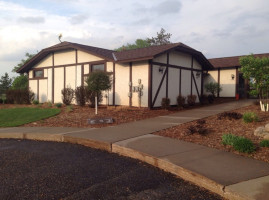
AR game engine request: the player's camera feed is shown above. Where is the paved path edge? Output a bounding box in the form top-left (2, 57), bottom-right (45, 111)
top-left (0, 132), bottom-right (252, 200)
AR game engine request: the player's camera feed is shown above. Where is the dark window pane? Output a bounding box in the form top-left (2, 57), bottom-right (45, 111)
top-left (92, 64), bottom-right (105, 72)
top-left (34, 70), bottom-right (43, 78)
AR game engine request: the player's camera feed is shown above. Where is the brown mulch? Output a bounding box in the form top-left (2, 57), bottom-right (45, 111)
top-left (0, 104), bottom-right (178, 128)
top-left (155, 104), bottom-right (269, 163)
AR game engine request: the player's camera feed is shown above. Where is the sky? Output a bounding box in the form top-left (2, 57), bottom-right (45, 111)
top-left (0, 0), bottom-right (269, 77)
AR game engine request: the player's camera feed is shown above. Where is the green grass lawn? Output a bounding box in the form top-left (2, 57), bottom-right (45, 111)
top-left (0, 107), bottom-right (61, 127)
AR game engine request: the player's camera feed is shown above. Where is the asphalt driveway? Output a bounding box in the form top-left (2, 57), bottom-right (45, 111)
top-left (0, 139), bottom-right (222, 200)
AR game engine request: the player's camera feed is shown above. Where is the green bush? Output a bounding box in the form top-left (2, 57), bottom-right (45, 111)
top-left (205, 82), bottom-right (222, 97)
top-left (61, 86), bottom-right (74, 105)
top-left (242, 112), bottom-right (259, 123)
top-left (222, 134), bottom-right (239, 146)
top-left (233, 137), bottom-right (255, 153)
top-left (260, 140), bottom-right (269, 147)
top-left (32, 100), bottom-right (39, 105)
top-left (55, 103), bottom-right (62, 108)
top-left (161, 98), bottom-right (170, 109)
top-left (222, 134), bottom-right (255, 153)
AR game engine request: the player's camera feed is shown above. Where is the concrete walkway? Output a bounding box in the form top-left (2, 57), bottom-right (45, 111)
top-left (0, 100), bottom-right (268, 200)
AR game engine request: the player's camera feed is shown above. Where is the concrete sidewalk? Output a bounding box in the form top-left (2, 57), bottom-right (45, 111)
top-left (0, 100), bottom-right (268, 200)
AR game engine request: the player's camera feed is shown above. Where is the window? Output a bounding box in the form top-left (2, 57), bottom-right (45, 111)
top-left (34, 70), bottom-right (44, 78)
top-left (91, 64), bottom-right (105, 72)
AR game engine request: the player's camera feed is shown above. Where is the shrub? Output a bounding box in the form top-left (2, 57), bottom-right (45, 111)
top-left (242, 112), bottom-right (259, 123)
top-left (177, 95), bottom-right (185, 107)
top-left (65, 105), bottom-right (73, 113)
top-left (222, 134), bottom-right (239, 146)
top-left (197, 119), bottom-right (206, 125)
top-left (205, 82), bottom-right (222, 97)
top-left (0, 99), bottom-right (3, 104)
top-left (260, 140), bottom-right (269, 147)
top-left (218, 112), bottom-right (243, 120)
top-left (187, 95), bottom-right (196, 106)
top-left (207, 95), bottom-right (214, 104)
top-left (55, 103), bottom-right (62, 108)
top-left (75, 86), bottom-right (86, 106)
top-left (161, 98), bottom-right (170, 109)
top-left (200, 95), bottom-right (208, 105)
top-left (187, 125), bottom-right (196, 134)
top-left (32, 100), bottom-right (39, 105)
top-left (61, 86), bottom-right (74, 105)
top-left (5, 89), bottom-right (34, 104)
top-left (196, 125), bottom-right (208, 135)
top-left (233, 137), bottom-right (255, 153)
top-left (222, 134), bottom-right (255, 153)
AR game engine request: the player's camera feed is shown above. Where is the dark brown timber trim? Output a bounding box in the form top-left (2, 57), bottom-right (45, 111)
top-left (192, 72), bottom-right (200, 101)
top-left (148, 60), bottom-right (153, 108)
top-left (217, 68), bottom-right (220, 97)
top-left (81, 65), bottom-right (84, 86)
top-left (179, 69), bottom-right (182, 95)
top-left (201, 71), bottom-right (204, 96)
top-left (191, 56), bottom-right (193, 95)
top-left (113, 62), bottom-right (115, 106)
top-left (129, 62), bottom-right (132, 107)
top-left (52, 52), bottom-right (55, 103)
top-left (75, 49), bottom-right (78, 64)
top-left (152, 68), bottom-right (168, 107)
top-left (166, 53), bottom-right (169, 98)
top-left (64, 66), bottom-right (66, 89)
top-left (152, 61), bottom-right (202, 72)
top-left (235, 67), bottom-right (239, 96)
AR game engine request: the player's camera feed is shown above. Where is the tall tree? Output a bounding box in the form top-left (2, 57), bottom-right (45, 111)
top-left (11, 75), bottom-right (28, 89)
top-left (12, 52), bottom-right (35, 73)
top-left (240, 55), bottom-right (269, 111)
top-left (0, 73), bottom-right (12, 94)
top-left (115, 28), bottom-right (172, 51)
top-left (147, 28), bottom-right (172, 46)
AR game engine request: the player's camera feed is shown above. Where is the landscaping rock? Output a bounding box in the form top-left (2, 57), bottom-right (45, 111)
top-left (265, 124), bottom-right (269, 132)
top-left (264, 135), bottom-right (269, 140)
top-left (254, 127), bottom-right (267, 137)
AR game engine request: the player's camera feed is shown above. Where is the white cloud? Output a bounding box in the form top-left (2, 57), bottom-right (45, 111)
top-left (0, 0), bottom-right (269, 77)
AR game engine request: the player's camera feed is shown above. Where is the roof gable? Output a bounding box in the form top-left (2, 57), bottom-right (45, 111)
top-left (17, 41), bottom-right (213, 73)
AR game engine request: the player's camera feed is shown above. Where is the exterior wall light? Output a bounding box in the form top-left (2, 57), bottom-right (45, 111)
top-left (159, 66), bottom-right (165, 73)
top-left (196, 72), bottom-right (201, 78)
top-left (231, 74), bottom-right (235, 80)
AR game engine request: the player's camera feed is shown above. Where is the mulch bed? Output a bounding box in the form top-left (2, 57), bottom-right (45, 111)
top-left (155, 104), bottom-right (269, 163)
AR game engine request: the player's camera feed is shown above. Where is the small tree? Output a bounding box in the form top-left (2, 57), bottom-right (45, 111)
top-left (240, 55), bottom-right (269, 111)
top-left (0, 73), bottom-right (12, 95)
top-left (86, 71), bottom-right (111, 114)
top-left (11, 75), bottom-right (28, 89)
top-left (205, 82), bottom-right (222, 97)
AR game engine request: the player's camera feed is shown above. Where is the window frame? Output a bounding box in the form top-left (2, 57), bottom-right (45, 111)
top-left (33, 69), bottom-right (44, 78)
top-left (90, 63), bottom-right (106, 72)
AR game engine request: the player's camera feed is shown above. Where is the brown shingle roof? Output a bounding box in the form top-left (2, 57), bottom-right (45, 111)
top-left (209, 53), bottom-right (269, 68)
top-left (17, 41), bottom-right (213, 73)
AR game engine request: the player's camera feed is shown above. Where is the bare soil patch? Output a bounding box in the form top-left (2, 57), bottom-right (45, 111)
top-left (155, 104), bottom-right (269, 163)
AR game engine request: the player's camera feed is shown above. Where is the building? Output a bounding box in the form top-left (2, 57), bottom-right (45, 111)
top-left (17, 41), bottom-right (214, 107)
top-left (207, 53), bottom-right (269, 98)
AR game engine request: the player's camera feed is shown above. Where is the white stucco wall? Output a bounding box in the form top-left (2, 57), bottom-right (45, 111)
top-left (115, 63), bottom-right (129, 106)
top-left (181, 70), bottom-right (191, 98)
top-left (54, 50), bottom-right (76, 66)
top-left (54, 67), bottom-right (64, 103)
top-left (34, 54), bottom-right (53, 68)
top-left (47, 68), bottom-right (52, 102)
top-left (65, 66), bottom-right (76, 90)
top-left (168, 67), bottom-right (179, 105)
top-left (169, 51), bottom-right (192, 67)
top-left (152, 65), bottom-right (166, 107)
top-left (132, 61), bottom-right (148, 107)
top-left (219, 69), bottom-right (236, 97)
top-left (39, 79), bottom-right (48, 103)
top-left (29, 80), bottom-right (38, 100)
top-left (154, 53), bottom-right (167, 63)
top-left (77, 50), bottom-right (103, 63)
